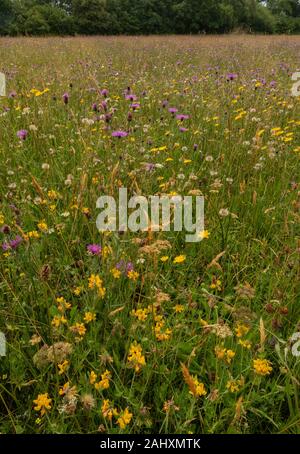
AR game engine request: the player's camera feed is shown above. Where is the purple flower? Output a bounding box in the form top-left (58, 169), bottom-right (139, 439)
top-left (17, 129), bottom-right (28, 140)
top-left (10, 236), bottom-right (22, 249)
top-left (1, 242), bottom-right (10, 251)
top-left (145, 163), bottom-right (155, 171)
top-left (130, 103), bottom-right (140, 110)
top-left (176, 114), bottom-right (189, 121)
top-left (270, 80), bottom-right (276, 88)
top-left (179, 127), bottom-right (188, 132)
top-left (227, 73), bottom-right (238, 81)
top-left (62, 92), bottom-right (69, 104)
top-left (0, 225), bottom-right (10, 234)
top-left (92, 102), bottom-right (99, 112)
top-left (112, 131), bottom-right (128, 138)
top-left (101, 89), bottom-right (109, 97)
top-left (125, 94), bottom-right (137, 101)
top-left (116, 260), bottom-right (134, 275)
top-left (168, 107), bottom-right (178, 114)
top-left (87, 244), bottom-right (102, 255)
top-left (162, 100), bottom-right (168, 108)
top-left (101, 101), bottom-right (108, 111)
top-left (9, 91), bottom-right (17, 98)
top-left (193, 144), bottom-right (198, 151)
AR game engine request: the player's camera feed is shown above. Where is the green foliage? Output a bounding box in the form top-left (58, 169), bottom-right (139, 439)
top-left (0, 0), bottom-right (299, 38)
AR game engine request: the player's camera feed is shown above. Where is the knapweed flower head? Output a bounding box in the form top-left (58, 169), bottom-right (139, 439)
top-left (253, 358), bottom-right (273, 376)
top-left (176, 114), bottom-right (189, 121)
top-left (112, 130), bottom-right (128, 138)
top-left (227, 73), bottom-right (238, 81)
top-left (62, 92), bottom-right (69, 104)
top-left (33, 393), bottom-right (52, 416)
top-left (17, 129), bottom-right (28, 140)
top-left (87, 243), bottom-right (102, 255)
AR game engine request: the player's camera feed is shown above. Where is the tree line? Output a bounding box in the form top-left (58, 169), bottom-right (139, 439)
top-left (0, 0), bottom-right (299, 36)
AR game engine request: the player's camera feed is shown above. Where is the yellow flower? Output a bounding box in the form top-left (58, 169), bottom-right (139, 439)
top-left (173, 255), bottom-right (186, 264)
top-left (58, 360), bottom-right (69, 375)
top-left (37, 220), bottom-right (48, 232)
top-left (253, 359), bottom-right (273, 376)
top-left (127, 342), bottom-right (146, 372)
top-left (95, 370), bottom-right (111, 390)
top-left (84, 312), bottom-right (96, 323)
top-left (198, 230), bottom-right (210, 240)
top-left (131, 308), bottom-right (148, 321)
top-left (215, 346), bottom-right (235, 364)
top-left (89, 371), bottom-right (97, 385)
top-left (69, 322), bottom-right (86, 337)
top-left (73, 286), bottom-right (83, 296)
top-left (127, 270), bottom-right (139, 281)
top-left (160, 255), bottom-right (169, 262)
top-left (191, 377), bottom-right (207, 397)
top-left (0, 214), bottom-right (4, 225)
top-left (101, 399), bottom-right (118, 421)
top-left (117, 408), bottom-right (133, 429)
top-left (28, 230), bottom-right (40, 239)
top-left (33, 393), bottom-right (52, 416)
top-left (235, 324), bottom-right (250, 338)
top-left (226, 378), bottom-right (244, 393)
top-left (174, 304), bottom-right (184, 313)
top-left (51, 315), bottom-right (67, 328)
top-left (238, 339), bottom-right (252, 349)
top-left (88, 274), bottom-right (106, 298)
top-left (111, 267), bottom-right (121, 279)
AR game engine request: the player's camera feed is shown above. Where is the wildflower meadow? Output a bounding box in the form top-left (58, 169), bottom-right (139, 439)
top-left (0, 35), bottom-right (299, 435)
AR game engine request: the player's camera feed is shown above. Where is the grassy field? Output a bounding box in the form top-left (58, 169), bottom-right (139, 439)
top-left (0, 35), bottom-right (299, 434)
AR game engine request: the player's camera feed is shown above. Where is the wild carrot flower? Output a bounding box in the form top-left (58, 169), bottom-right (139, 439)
top-left (33, 393), bottom-right (52, 416)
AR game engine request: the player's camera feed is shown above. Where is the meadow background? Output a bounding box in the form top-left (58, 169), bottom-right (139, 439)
top-left (0, 35), bottom-right (299, 434)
